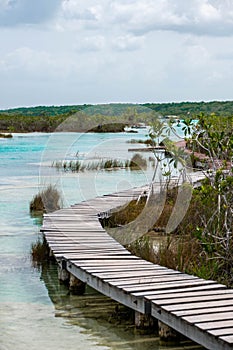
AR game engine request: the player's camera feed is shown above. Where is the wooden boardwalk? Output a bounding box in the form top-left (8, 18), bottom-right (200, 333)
top-left (41, 184), bottom-right (233, 350)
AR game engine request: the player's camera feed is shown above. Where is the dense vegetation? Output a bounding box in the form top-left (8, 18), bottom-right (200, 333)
top-left (2, 100), bottom-right (233, 117)
top-left (1, 101), bottom-right (233, 133)
top-left (144, 100), bottom-right (233, 117)
top-left (104, 115), bottom-right (233, 287)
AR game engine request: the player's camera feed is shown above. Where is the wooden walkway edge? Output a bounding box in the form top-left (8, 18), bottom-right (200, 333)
top-left (41, 183), bottom-right (233, 350)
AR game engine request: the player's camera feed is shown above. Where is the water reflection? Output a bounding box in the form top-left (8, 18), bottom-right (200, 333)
top-left (40, 262), bottom-right (204, 350)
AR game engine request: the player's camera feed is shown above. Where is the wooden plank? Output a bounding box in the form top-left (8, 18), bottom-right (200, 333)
top-left (183, 312), bottom-right (233, 324)
top-left (42, 224), bottom-right (103, 228)
top-left (107, 275), bottom-right (198, 287)
top-left (94, 269), bottom-right (180, 279)
top-left (50, 243), bottom-right (124, 252)
top-left (135, 284), bottom-right (226, 297)
top-left (162, 299), bottom-right (233, 312)
top-left (50, 241), bottom-right (123, 249)
top-left (47, 240), bottom-right (118, 245)
top-left (82, 266), bottom-right (160, 273)
top-left (152, 294), bottom-right (233, 306)
top-left (70, 260), bottom-right (150, 267)
top-left (57, 247), bottom-right (127, 253)
top-left (122, 280), bottom-right (218, 293)
top-left (44, 231), bottom-right (107, 235)
top-left (70, 257), bottom-right (150, 263)
top-left (146, 289), bottom-right (232, 301)
top-left (43, 216), bottom-right (98, 220)
top-left (208, 328), bottom-right (233, 337)
top-left (55, 254), bottom-right (140, 260)
top-left (42, 228), bottom-right (105, 232)
top-left (47, 238), bottom-right (116, 242)
top-left (220, 335), bottom-right (233, 344)
top-left (196, 320), bottom-right (233, 330)
top-left (173, 306), bottom-right (233, 317)
top-left (45, 234), bottom-right (110, 238)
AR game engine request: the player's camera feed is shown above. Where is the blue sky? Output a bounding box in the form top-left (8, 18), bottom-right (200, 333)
top-left (1, 0), bottom-right (233, 108)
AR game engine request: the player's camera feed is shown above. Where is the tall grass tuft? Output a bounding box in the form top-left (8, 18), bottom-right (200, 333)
top-left (30, 184), bottom-right (62, 214)
top-left (31, 239), bottom-right (51, 267)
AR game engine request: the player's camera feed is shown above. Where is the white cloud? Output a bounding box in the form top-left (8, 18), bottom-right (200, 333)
top-left (57, 0), bottom-right (233, 37)
top-left (61, 0), bottom-right (96, 20)
top-left (0, 47), bottom-right (75, 80)
top-left (111, 34), bottom-right (144, 51)
top-left (74, 35), bottom-right (105, 52)
top-left (198, 2), bottom-right (221, 21)
top-left (1, 1), bottom-right (233, 108)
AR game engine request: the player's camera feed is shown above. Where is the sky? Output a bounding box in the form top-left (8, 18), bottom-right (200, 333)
top-left (1, 0), bottom-right (233, 109)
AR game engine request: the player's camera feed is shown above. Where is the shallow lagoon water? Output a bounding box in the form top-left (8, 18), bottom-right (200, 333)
top-left (0, 132), bottom-right (202, 350)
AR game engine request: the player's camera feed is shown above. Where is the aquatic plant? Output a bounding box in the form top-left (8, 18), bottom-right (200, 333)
top-left (30, 185), bottom-right (62, 214)
top-left (31, 239), bottom-right (51, 266)
top-left (52, 158), bottom-right (131, 172)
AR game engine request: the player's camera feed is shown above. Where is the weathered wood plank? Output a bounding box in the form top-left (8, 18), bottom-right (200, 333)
top-left (183, 312), bottom-right (233, 323)
top-left (94, 269), bottom-right (180, 279)
top-left (146, 289), bottom-right (232, 301)
top-left (220, 335), bottom-right (233, 344)
top-left (81, 266), bottom-right (159, 273)
top-left (153, 294), bottom-right (233, 306)
top-left (134, 284), bottom-right (226, 297)
top-left (196, 320), bottom-right (233, 330)
top-left (122, 279), bottom-right (216, 293)
top-left (208, 328), bottom-right (233, 337)
top-left (173, 306), bottom-right (233, 317)
top-left (107, 275), bottom-right (198, 287)
top-left (162, 299), bottom-right (233, 312)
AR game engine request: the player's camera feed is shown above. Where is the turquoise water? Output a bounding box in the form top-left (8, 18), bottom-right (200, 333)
top-left (0, 132), bottom-right (201, 350)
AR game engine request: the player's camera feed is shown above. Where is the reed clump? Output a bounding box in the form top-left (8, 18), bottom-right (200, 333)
top-left (30, 184), bottom-right (61, 214)
top-left (31, 239), bottom-right (51, 267)
top-left (52, 155), bottom-right (147, 172)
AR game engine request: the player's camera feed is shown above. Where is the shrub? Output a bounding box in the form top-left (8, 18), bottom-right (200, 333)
top-left (129, 153), bottom-right (147, 170)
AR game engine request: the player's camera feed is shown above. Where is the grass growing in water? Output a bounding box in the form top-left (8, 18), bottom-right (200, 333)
top-left (31, 239), bottom-right (51, 267)
top-left (52, 155), bottom-right (148, 172)
top-left (30, 184), bottom-right (62, 214)
top-left (30, 185), bottom-right (61, 266)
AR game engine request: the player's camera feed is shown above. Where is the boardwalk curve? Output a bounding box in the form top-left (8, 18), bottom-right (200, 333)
top-left (41, 184), bottom-right (233, 350)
